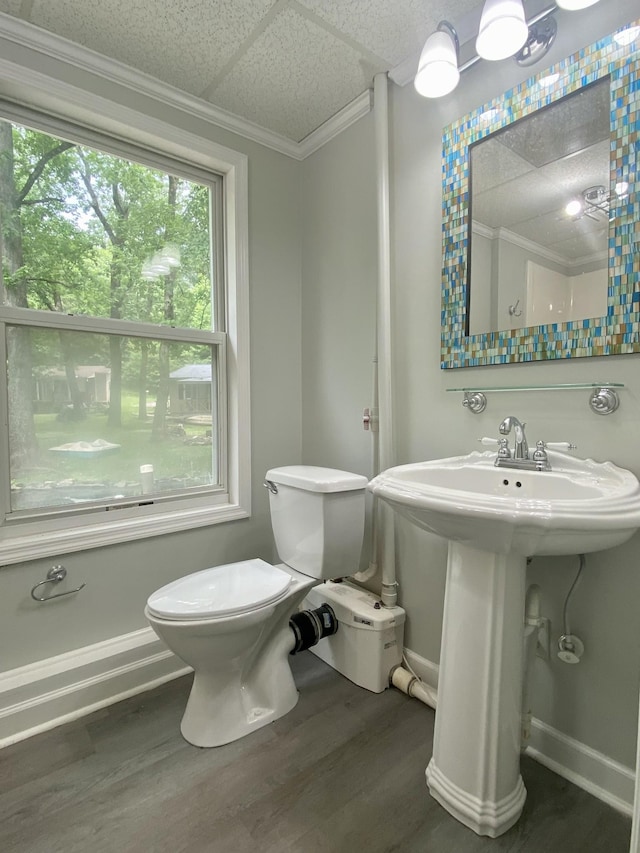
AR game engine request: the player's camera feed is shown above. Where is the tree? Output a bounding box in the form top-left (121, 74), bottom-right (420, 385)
top-left (1, 117), bottom-right (215, 469)
top-left (0, 121), bottom-right (75, 469)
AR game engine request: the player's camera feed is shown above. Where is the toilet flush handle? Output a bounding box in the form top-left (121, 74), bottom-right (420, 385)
top-left (263, 480), bottom-right (278, 495)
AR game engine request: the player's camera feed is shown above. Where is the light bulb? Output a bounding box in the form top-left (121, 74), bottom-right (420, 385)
top-left (476, 0), bottom-right (528, 61)
top-left (565, 199), bottom-right (582, 217)
top-left (556, 0), bottom-right (601, 9)
top-left (415, 30), bottom-right (460, 98)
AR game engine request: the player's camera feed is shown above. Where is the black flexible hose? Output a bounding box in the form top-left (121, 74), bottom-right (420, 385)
top-left (289, 604), bottom-right (338, 654)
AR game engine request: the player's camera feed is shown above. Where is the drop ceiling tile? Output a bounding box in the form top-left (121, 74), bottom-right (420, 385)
top-left (211, 6), bottom-right (379, 142)
top-left (539, 141), bottom-right (610, 192)
top-left (509, 207), bottom-right (608, 260)
top-left (297, 0), bottom-right (479, 65)
top-left (28, 0), bottom-right (274, 97)
top-left (547, 230), bottom-right (609, 262)
top-left (473, 170), bottom-right (562, 230)
top-left (471, 138), bottom-right (534, 194)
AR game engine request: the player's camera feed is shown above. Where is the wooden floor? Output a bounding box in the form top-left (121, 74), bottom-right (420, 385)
top-left (0, 652), bottom-right (631, 853)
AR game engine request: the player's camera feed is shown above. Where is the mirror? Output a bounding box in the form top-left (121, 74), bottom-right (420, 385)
top-left (441, 22), bottom-right (639, 368)
top-left (469, 78), bottom-right (611, 336)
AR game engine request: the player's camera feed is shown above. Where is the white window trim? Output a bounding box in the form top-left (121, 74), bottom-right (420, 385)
top-left (0, 56), bottom-right (251, 565)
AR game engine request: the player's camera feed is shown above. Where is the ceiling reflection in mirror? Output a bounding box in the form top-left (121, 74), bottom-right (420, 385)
top-left (468, 78), bottom-right (611, 336)
top-left (440, 22), bottom-right (639, 368)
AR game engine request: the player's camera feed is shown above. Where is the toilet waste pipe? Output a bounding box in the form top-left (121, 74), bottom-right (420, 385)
top-left (352, 72), bottom-right (398, 608)
top-left (289, 604), bottom-right (339, 654)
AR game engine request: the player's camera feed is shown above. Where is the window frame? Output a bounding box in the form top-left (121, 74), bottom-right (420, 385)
top-left (0, 96), bottom-right (251, 565)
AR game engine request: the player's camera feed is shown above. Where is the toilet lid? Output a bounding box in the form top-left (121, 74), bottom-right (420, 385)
top-left (146, 559), bottom-right (293, 621)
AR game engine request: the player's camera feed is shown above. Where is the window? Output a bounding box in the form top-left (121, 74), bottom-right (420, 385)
top-left (0, 105), bottom-right (250, 563)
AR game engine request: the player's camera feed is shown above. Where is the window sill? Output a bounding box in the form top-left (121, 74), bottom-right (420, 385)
top-left (0, 501), bottom-right (249, 565)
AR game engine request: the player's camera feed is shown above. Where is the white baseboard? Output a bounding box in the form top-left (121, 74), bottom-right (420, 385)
top-left (527, 718), bottom-right (635, 816)
top-left (403, 647), bottom-right (439, 691)
top-left (403, 647), bottom-right (635, 816)
top-left (0, 627), bottom-right (191, 749)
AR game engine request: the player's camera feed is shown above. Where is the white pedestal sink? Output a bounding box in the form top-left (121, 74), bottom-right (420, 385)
top-left (369, 449), bottom-right (640, 837)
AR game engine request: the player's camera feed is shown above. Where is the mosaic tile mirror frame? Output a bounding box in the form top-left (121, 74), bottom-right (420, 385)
top-left (441, 21), bottom-right (639, 369)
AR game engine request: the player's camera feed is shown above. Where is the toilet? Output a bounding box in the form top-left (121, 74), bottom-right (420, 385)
top-left (145, 465), bottom-right (368, 747)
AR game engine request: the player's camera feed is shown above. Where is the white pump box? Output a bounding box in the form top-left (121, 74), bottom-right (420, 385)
top-left (302, 580), bottom-right (405, 694)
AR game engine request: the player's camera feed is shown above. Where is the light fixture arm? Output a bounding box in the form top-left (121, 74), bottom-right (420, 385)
top-left (437, 20), bottom-right (460, 60)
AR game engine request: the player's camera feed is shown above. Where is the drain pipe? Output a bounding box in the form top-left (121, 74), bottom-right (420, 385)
top-left (390, 665), bottom-right (437, 709)
top-left (521, 583), bottom-right (542, 749)
top-left (353, 355), bottom-right (380, 585)
top-left (372, 71), bottom-right (397, 609)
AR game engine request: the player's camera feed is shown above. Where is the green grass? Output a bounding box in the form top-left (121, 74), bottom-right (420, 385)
top-left (17, 393), bottom-right (214, 488)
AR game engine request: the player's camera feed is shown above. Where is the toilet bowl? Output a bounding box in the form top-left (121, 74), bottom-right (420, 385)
top-left (145, 466), bottom-right (367, 747)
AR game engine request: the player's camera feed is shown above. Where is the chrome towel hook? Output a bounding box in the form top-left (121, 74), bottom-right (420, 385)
top-left (31, 565), bottom-right (86, 602)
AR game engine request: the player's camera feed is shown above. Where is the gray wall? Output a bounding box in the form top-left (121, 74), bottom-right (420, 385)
top-left (0, 48), bottom-right (303, 671)
top-left (301, 0), bottom-right (640, 769)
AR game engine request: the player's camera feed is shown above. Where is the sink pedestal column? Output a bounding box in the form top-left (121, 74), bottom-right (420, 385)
top-left (426, 541), bottom-right (527, 837)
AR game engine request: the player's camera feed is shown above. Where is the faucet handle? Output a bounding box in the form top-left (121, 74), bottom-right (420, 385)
top-left (545, 442), bottom-right (577, 451)
top-left (478, 436), bottom-right (499, 446)
top-left (532, 440), bottom-right (548, 461)
top-left (497, 437), bottom-right (511, 458)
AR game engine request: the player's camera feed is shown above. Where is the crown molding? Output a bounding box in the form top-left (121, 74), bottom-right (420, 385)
top-left (494, 226), bottom-right (607, 270)
top-left (0, 11), bottom-right (370, 161)
top-left (473, 220), bottom-right (607, 270)
top-left (297, 90), bottom-right (373, 158)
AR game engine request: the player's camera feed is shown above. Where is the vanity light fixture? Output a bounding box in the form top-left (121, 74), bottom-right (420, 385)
top-left (414, 21), bottom-right (460, 98)
top-left (564, 184), bottom-right (628, 222)
top-left (415, 0), bottom-right (604, 99)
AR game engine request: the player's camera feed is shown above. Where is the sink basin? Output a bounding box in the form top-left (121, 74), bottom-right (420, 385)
top-left (368, 449), bottom-right (640, 556)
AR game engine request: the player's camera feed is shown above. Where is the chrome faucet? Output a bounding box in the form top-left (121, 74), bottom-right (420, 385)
top-left (494, 416), bottom-right (552, 471)
top-left (499, 416), bottom-right (529, 460)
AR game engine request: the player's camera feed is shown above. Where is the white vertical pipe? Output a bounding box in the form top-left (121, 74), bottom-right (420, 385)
top-left (353, 356), bottom-right (379, 583)
top-left (373, 72), bottom-right (397, 608)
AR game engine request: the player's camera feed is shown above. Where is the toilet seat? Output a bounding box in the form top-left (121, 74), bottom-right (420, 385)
top-left (146, 558), bottom-right (293, 621)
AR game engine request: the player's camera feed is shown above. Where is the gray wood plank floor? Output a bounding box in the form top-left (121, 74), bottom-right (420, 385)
top-left (0, 652), bottom-right (631, 852)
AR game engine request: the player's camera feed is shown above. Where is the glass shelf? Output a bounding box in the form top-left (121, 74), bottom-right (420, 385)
top-left (448, 383), bottom-right (623, 415)
top-left (446, 382), bottom-right (624, 393)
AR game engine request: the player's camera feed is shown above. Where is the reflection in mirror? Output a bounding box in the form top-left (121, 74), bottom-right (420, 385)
top-left (468, 77), bottom-right (611, 336)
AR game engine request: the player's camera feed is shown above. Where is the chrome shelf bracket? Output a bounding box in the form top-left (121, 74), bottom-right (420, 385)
top-left (462, 391), bottom-right (487, 414)
top-left (589, 387), bottom-right (619, 416)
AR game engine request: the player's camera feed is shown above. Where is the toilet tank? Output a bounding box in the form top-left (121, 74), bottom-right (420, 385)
top-left (265, 466), bottom-right (368, 579)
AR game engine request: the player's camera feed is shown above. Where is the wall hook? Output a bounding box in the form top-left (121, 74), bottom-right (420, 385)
top-left (508, 299), bottom-right (522, 318)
